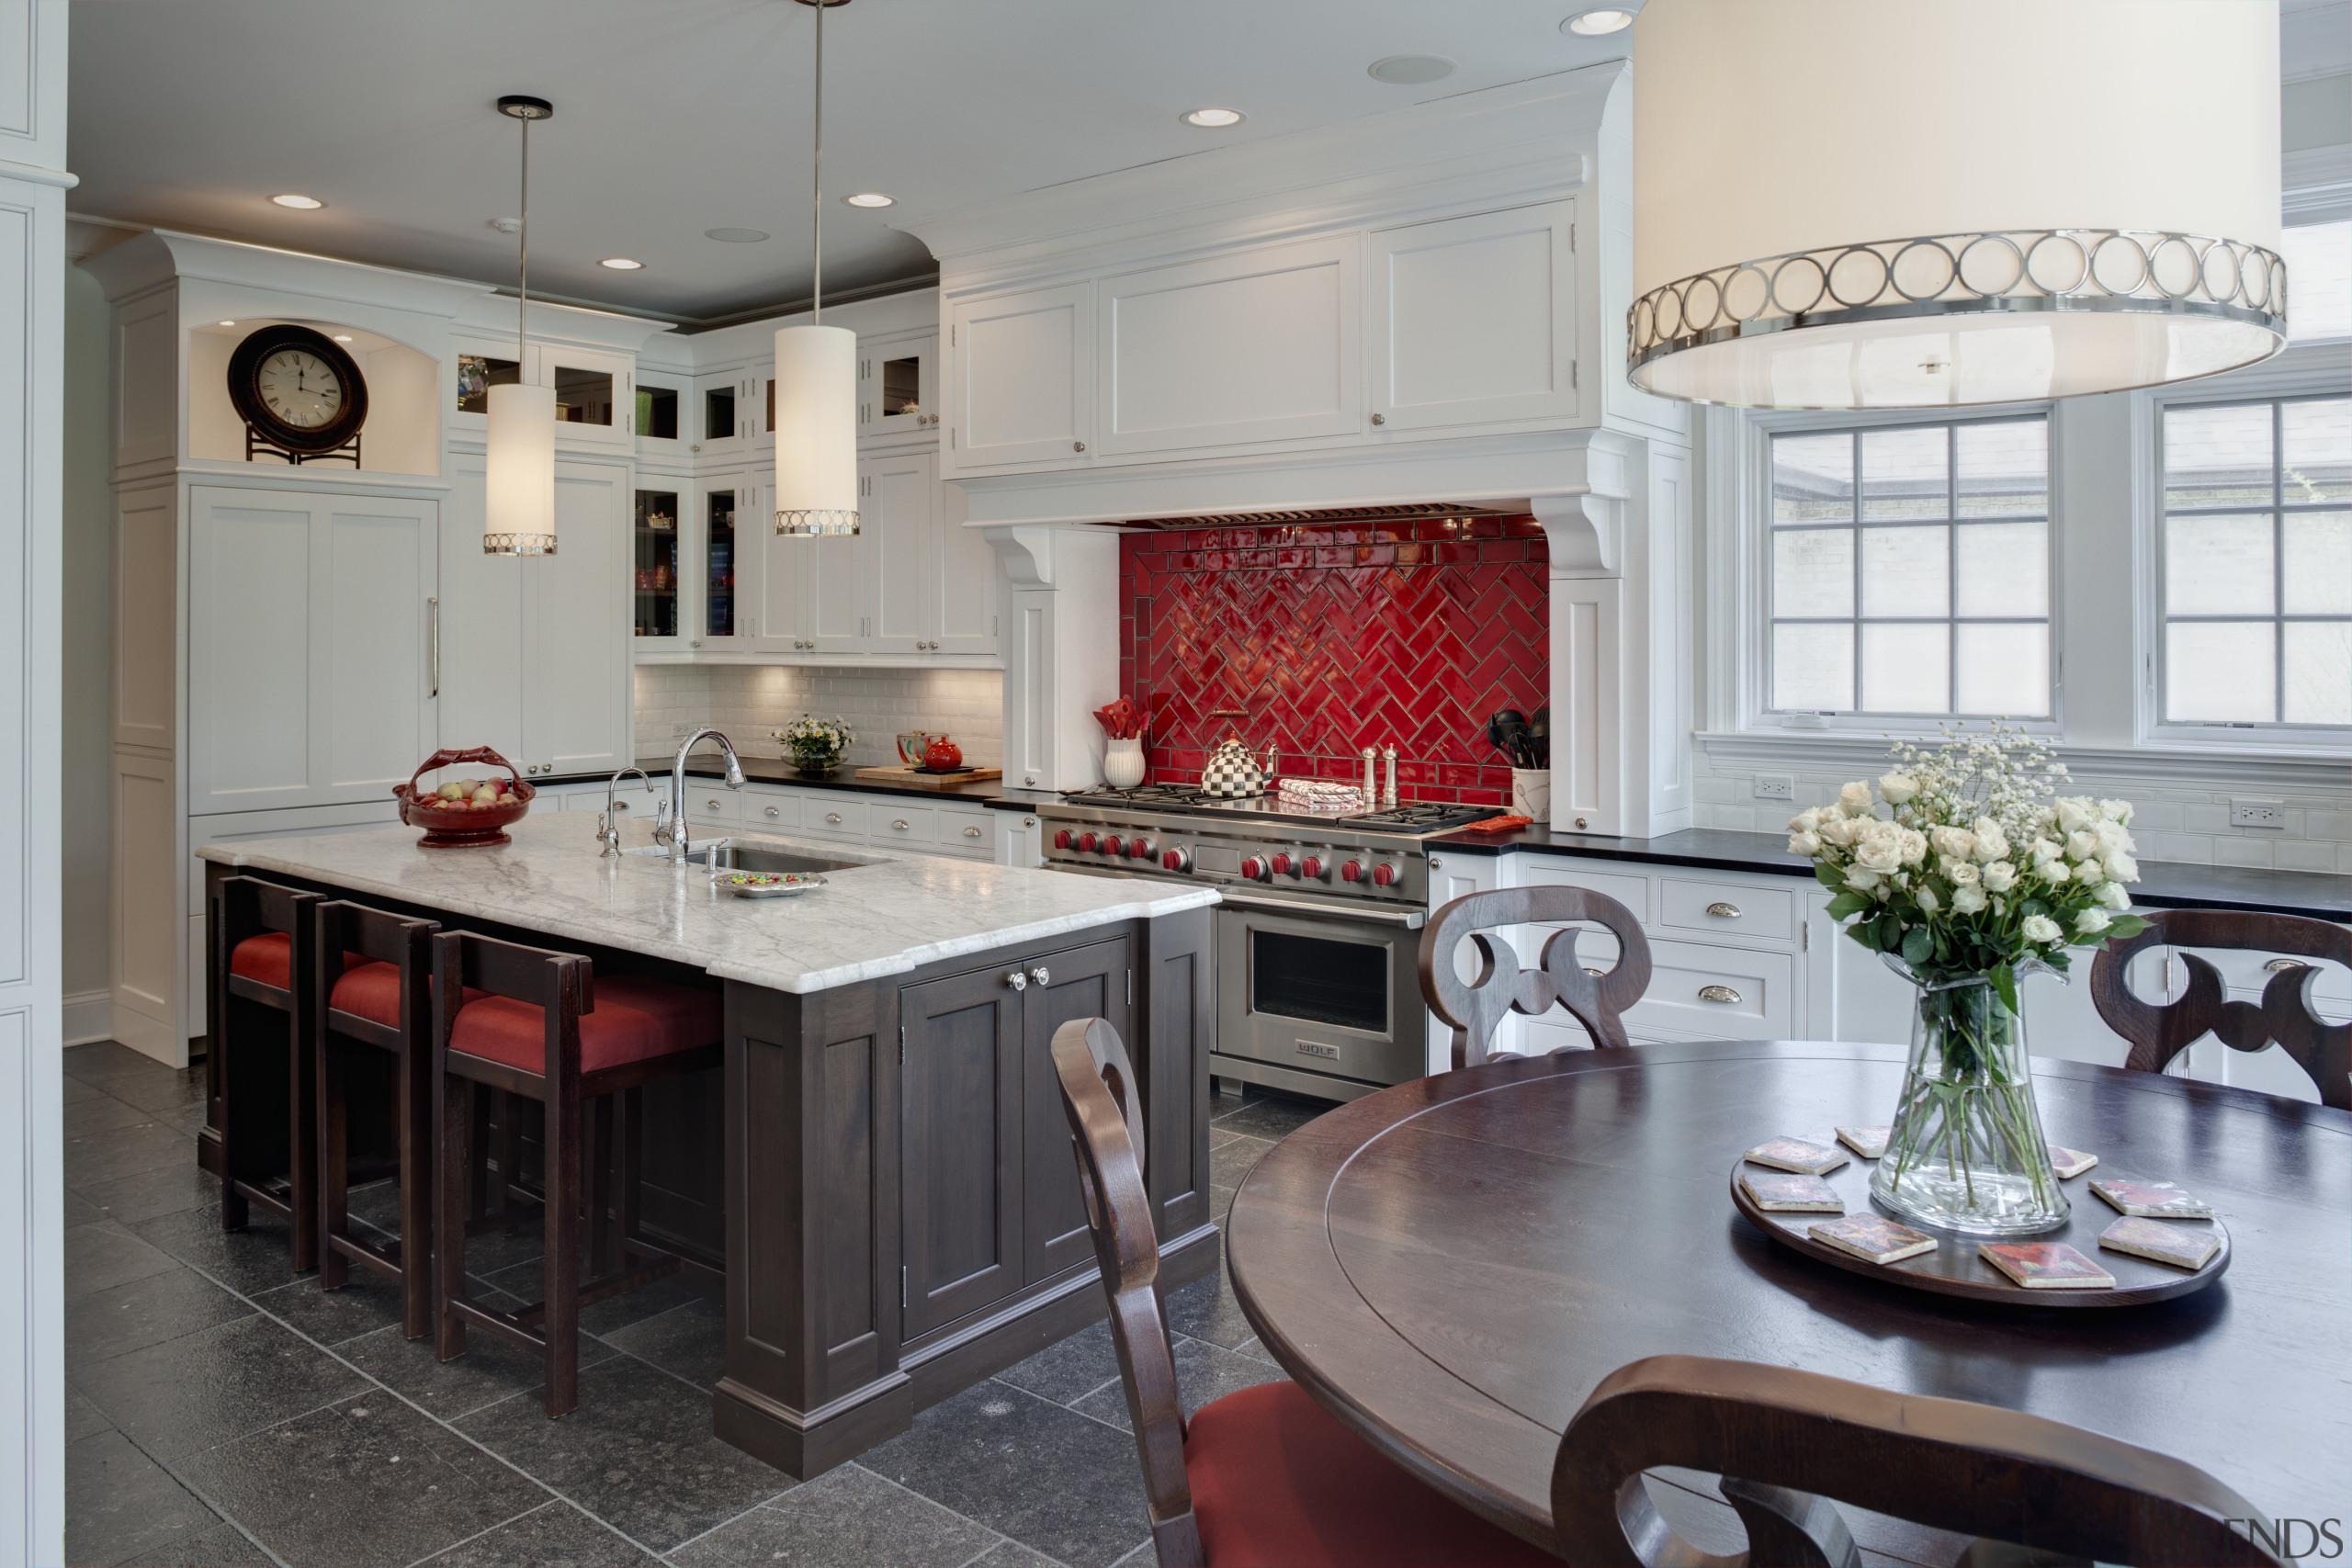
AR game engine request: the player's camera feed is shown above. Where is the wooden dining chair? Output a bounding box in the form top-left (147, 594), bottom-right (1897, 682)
top-left (1050, 1015), bottom-right (1564, 1568)
top-left (1550, 1354), bottom-right (2290, 1568)
top-left (2088, 909), bottom-right (2350, 1110)
top-left (1418, 887), bottom-right (1653, 1067)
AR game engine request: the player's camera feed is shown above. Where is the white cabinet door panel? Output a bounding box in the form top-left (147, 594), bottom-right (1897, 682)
top-left (522, 460), bottom-right (630, 778)
top-left (949, 282), bottom-right (1092, 471)
top-left (859, 330), bottom-right (938, 447)
top-left (322, 499), bottom-right (436, 794)
top-left (189, 490), bottom-right (312, 810)
top-left (1370, 201), bottom-right (1577, 431)
top-left (437, 457), bottom-right (526, 763)
top-left (931, 479), bottom-right (999, 658)
top-left (1098, 236), bottom-right (1360, 455)
top-left (867, 452), bottom-right (932, 657)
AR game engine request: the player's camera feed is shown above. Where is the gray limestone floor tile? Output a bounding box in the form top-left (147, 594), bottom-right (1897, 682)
top-left (175, 1393), bottom-right (554, 1568)
top-left (670, 1463), bottom-right (996, 1568)
top-left (64, 1068), bottom-right (108, 1103)
top-left (596, 1293), bottom-right (724, 1391)
top-left (414, 1499), bottom-right (661, 1567)
top-left (972, 1542), bottom-right (1069, 1568)
top-left (66, 1383), bottom-right (116, 1442)
top-left (1106, 1540), bottom-right (1156, 1568)
top-left (339, 1299), bottom-right (608, 1423)
top-left (1071, 1334), bottom-right (1284, 1434)
top-left (864, 1379), bottom-right (1151, 1568)
top-left (1207, 1090), bottom-right (1329, 1141)
top-left (118, 1519), bottom-right (278, 1567)
top-left (1207, 1134), bottom-right (1273, 1193)
top-left (446, 1218), bottom-right (553, 1281)
top-left (78, 1160), bottom-right (224, 1228)
top-left (64, 1428), bottom-right (225, 1568)
top-left (452, 1355), bottom-right (792, 1551)
top-left (66, 1187), bottom-right (107, 1228)
top-left (75, 1312), bottom-right (372, 1461)
top-left (1210, 1184), bottom-right (1237, 1223)
top-left (69, 1263), bottom-right (254, 1367)
top-left (68, 1120), bottom-right (199, 1190)
top-left (65, 1040), bottom-right (176, 1086)
top-left (65, 1090), bottom-right (159, 1139)
top-left (475, 1257), bottom-right (709, 1337)
top-left (130, 1204), bottom-right (310, 1297)
top-left (1163, 1265), bottom-right (1254, 1352)
top-left (100, 1065), bottom-right (211, 1118)
top-left (1234, 1335), bottom-right (1277, 1365)
top-left (992, 1318), bottom-right (1121, 1407)
top-left (68, 1221), bottom-right (184, 1301)
top-left (251, 1267), bottom-right (416, 1348)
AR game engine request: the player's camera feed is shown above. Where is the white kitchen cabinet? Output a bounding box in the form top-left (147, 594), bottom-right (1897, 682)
top-left (866, 452), bottom-right (932, 656)
top-left (1096, 235), bottom-right (1361, 457)
top-left (633, 371), bottom-right (687, 461)
top-left (699, 474), bottom-right (753, 651)
top-left (544, 344), bottom-right (633, 453)
top-left (695, 368), bottom-right (752, 458)
top-left (946, 281), bottom-right (1092, 473)
top-left (1367, 201), bottom-right (1578, 432)
top-left (187, 485), bottom-right (438, 815)
top-left (859, 330), bottom-right (939, 446)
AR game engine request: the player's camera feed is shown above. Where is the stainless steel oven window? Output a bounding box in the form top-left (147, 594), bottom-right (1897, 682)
top-left (1250, 929), bottom-right (1389, 1034)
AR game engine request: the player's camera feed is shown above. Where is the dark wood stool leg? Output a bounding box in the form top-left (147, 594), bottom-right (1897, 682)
top-left (218, 996), bottom-right (251, 1234)
top-left (617, 1087), bottom-right (645, 1258)
top-left (468, 1084), bottom-right (492, 1223)
top-left (542, 1079), bottom-right (582, 1417)
top-left (399, 1021), bottom-right (435, 1339)
top-left (585, 1094), bottom-right (616, 1281)
top-left (435, 1066), bottom-right (470, 1363)
top-left (499, 1091), bottom-right (526, 1230)
top-left (317, 1032), bottom-right (350, 1291)
top-left (287, 1004), bottom-right (318, 1274)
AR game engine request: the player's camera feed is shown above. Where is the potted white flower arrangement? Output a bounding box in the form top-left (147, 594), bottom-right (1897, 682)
top-left (1789, 728), bottom-right (2150, 1235)
top-left (775, 714), bottom-right (854, 778)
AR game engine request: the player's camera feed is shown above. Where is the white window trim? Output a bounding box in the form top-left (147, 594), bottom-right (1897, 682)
top-left (1707, 400), bottom-right (2064, 742)
top-left (2137, 343), bottom-right (2352, 757)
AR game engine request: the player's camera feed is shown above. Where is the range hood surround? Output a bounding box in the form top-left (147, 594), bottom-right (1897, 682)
top-left (917, 65), bottom-right (1691, 834)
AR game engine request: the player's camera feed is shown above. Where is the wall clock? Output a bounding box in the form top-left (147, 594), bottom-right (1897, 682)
top-left (227, 323), bottom-right (369, 460)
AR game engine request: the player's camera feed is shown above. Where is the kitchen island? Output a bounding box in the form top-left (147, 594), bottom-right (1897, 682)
top-left (197, 814), bottom-right (1221, 1475)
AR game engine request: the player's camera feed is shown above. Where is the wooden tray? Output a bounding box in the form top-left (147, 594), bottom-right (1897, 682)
top-left (853, 764), bottom-right (1002, 789)
top-left (1730, 1147), bottom-right (2229, 1307)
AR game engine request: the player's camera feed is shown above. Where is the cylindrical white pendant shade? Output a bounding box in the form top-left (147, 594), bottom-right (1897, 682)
top-left (1629, 0), bottom-right (2285, 409)
top-left (484, 381), bottom-right (558, 555)
top-left (774, 323), bottom-right (860, 536)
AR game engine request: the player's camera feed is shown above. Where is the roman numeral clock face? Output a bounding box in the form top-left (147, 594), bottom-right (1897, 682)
top-left (227, 325), bottom-right (368, 455)
top-left (256, 349), bottom-right (342, 428)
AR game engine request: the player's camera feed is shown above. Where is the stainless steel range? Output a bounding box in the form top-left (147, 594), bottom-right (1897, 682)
top-left (1039, 785), bottom-right (1499, 1101)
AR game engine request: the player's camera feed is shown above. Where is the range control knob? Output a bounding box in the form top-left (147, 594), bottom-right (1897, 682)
top-left (1160, 848), bottom-right (1191, 873)
top-left (1052, 829), bottom-right (1074, 851)
top-left (1102, 835), bottom-right (1125, 857)
top-left (1240, 856), bottom-right (1271, 882)
top-left (1340, 860), bottom-right (1366, 883)
top-left (1269, 853), bottom-right (1294, 876)
top-left (1125, 837), bottom-right (1155, 860)
top-left (1078, 832), bottom-right (1100, 853)
top-left (1371, 863), bottom-right (1400, 887)
top-left (1299, 855), bottom-right (1326, 880)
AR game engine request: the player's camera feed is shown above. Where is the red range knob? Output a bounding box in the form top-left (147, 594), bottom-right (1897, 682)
top-left (1371, 863), bottom-right (1399, 887)
top-left (1299, 855), bottom-right (1325, 880)
top-left (1340, 860), bottom-right (1365, 883)
top-left (1078, 832), bottom-right (1100, 853)
top-left (1053, 829), bottom-right (1074, 851)
top-left (1269, 853), bottom-right (1294, 876)
top-left (1125, 837), bottom-right (1154, 859)
top-left (1240, 856), bottom-right (1270, 881)
top-left (1103, 835), bottom-right (1125, 857)
top-left (1160, 848), bottom-right (1191, 873)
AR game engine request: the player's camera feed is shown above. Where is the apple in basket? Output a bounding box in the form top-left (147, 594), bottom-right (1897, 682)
top-left (434, 778), bottom-right (520, 808)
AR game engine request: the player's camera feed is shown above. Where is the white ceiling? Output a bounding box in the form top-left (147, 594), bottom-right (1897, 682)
top-left (66, 0), bottom-right (1640, 323)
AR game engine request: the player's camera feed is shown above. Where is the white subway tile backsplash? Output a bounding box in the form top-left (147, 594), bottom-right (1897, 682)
top-left (2208, 836), bottom-right (2275, 869)
top-left (2273, 840), bottom-right (2340, 874)
top-left (635, 661), bottom-right (1005, 769)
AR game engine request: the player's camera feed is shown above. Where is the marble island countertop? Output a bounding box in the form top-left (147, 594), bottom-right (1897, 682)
top-left (198, 815), bottom-right (1218, 994)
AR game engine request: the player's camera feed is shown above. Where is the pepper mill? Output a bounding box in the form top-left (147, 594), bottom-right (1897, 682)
top-left (1361, 746), bottom-right (1377, 807)
top-left (1381, 745), bottom-right (1397, 808)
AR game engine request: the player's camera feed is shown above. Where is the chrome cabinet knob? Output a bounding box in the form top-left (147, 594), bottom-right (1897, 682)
top-left (1706, 902), bottom-right (1742, 919)
top-left (1370, 412), bottom-right (1385, 426)
top-left (1584, 966), bottom-right (1605, 977)
top-left (1698, 984), bottom-right (1743, 1005)
top-left (1072, 440), bottom-right (1085, 452)
top-left (2265, 957), bottom-right (2308, 972)
top-left (1006, 970), bottom-right (1027, 992)
top-left (1030, 966), bottom-right (1050, 987)
top-left (613, 800), bottom-right (629, 811)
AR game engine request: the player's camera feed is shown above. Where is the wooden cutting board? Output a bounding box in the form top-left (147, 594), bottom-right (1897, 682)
top-left (852, 764), bottom-right (1003, 789)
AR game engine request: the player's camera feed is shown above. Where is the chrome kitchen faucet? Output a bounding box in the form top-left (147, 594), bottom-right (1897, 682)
top-left (662, 728), bottom-right (748, 863)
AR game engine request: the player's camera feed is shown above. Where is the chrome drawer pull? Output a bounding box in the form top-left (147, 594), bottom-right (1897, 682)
top-left (706, 799), bottom-right (720, 810)
top-left (1698, 984), bottom-right (1743, 1005)
top-left (2264, 957), bottom-right (2308, 973)
top-left (963, 825), bottom-right (983, 838)
top-left (1006, 970), bottom-right (1027, 992)
top-left (1705, 901), bottom-right (1741, 919)
top-left (892, 818), bottom-right (911, 830)
top-left (763, 806), bottom-right (780, 818)
top-left (1031, 966), bottom-right (1051, 987)
top-left (1584, 966), bottom-right (1605, 978)
top-left (825, 812), bottom-right (842, 824)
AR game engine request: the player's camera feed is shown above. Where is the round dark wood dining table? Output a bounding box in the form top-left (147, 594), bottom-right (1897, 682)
top-left (1225, 1041), bottom-right (2352, 1556)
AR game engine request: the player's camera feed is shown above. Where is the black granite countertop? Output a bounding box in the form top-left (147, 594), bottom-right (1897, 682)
top-left (638, 755), bottom-right (1058, 811)
top-left (1429, 825), bottom-right (2349, 922)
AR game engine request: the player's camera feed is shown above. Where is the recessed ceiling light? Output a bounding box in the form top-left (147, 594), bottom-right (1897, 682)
top-left (270, 193), bottom-right (324, 209)
top-left (1368, 55), bottom-right (1456, 85)
top-left (1564, 7), bottom-right (1634, 35)
top-left (218, 320), bottom-right (236, 327)
top-left (333, 334), bottom-right (354, 343)
top-left (842, 192), bottom-right (895, 209)
top-left (705, 227), bottom-right (769, 243)
top-left (1180, 107), bottom-right (1245, 128)
top-left (598, 257), bottom-right (644, 270)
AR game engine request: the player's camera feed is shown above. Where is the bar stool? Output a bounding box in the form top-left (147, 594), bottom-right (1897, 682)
top-left (313, 901), bottom-right (441, 1338)
top-left (214, 876), bottom-right (325, 1273)
top-left (430, 931), bottom-right (723, 1416)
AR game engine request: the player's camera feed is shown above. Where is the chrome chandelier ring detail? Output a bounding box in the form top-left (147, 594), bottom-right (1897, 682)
top-left (774, 508), bottom-right (862, 537)
top-left (1627, 228), bottom-right (2287, 378)
top-left (482, 533), bottom-right (557, 557)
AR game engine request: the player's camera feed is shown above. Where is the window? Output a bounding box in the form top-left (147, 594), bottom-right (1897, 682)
top-left (2279, 220), bottom-right (2350, 344)
top-left (1768, 417), bottom-right (2051, 718)
top-left (2159, 395), bottom-right (2352, 728)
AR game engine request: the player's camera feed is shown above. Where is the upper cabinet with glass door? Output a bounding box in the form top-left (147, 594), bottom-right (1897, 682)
top-left (634, 371), bottom-right (686, 462)
top-left (447, 340), bottom-right (633, 453)
top-left (859, 330), bottom-right (939, 448)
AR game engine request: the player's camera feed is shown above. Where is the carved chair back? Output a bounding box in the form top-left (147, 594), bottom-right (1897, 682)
top-left (1418, 887), bottom-right (1653, 1067)
top-left (1049, 1016), bottom-right (1203, 1568)
top-left (2088, 909), bottom-right (2350, 1110)
top-left (1551, 1355), bottom-right (2291, 1568)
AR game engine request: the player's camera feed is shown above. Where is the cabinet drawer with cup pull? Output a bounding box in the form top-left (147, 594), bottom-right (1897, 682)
top-left (685, 789), bottom-right (743, 826)
top-left (1625, 940), bottom-right (1792, 1040)
top-left (800, 800), bottom-right (868, 840)
top-left (877, 805), bottom-right (938, 843)
top-left (937, 808), bottom-right (992, 858)
top-left (1657, 877), bottom-right (1793, 942)
top-left (746, 792), bottom-right (801, 830)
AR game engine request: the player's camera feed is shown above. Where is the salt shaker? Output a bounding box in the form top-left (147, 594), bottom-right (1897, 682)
top-left (1361, 746), bottom-right (1377, 808)
top-left (1381, 745), bottom-right (1396, 808)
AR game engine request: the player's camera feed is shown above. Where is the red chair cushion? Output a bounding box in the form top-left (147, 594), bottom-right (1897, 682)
top-left (326, 962), bottom-right (485, 1030)
top-left (228, 931), bottom-right (295, 990)
top-left (1186, 1382), bottom-right (1561, 1568)
top-left (448, 975), bottom-right (722, 1076)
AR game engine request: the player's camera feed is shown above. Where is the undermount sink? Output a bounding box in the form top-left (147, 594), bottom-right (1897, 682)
top-left (622, 841), bottom-right (872, 875)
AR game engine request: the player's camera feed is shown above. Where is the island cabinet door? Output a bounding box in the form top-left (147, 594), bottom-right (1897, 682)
top-left (1018, 937), bottom-right (1133, 1285)
top-left (899, 965), bottom-right (1025, 1337)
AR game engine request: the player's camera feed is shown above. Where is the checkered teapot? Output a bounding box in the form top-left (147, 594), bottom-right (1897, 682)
top-left (1200, 729), bottom-right (1277, 798)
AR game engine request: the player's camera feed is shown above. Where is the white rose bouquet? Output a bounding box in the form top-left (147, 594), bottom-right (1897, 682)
top-left (1790, 727), bottom-right (2151, 1231)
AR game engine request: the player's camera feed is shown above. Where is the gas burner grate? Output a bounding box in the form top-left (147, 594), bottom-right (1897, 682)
top-left (1338, 803), bottom-right (1503, 832)
top-left (1061, 784), bottom-right (1218, 807)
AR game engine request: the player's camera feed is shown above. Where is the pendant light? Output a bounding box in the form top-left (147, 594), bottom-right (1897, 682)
top-left (1627, 0), bottom-right (2285, 410)
top-left (775, 0), bottom-right (859, 538)
top-left (485, 94), bottom-right (558, 555)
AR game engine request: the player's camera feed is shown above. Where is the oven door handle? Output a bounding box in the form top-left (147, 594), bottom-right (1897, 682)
top-left (1218, 890), bottom-right (1426, 930)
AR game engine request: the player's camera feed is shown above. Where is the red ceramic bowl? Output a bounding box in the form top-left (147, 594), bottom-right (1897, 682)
top-left (394, 747), bottom-right (537, 848)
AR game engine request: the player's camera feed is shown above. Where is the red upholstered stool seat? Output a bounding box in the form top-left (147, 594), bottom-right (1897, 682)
top-left (448, 976), bottom-right (722, 1075)
top-left (325, 962), bottom-right (483, 1031)
top-left (1186, 1382), bottom-right (1560, 1568)
top-left (232, 932), bottom-right (377, 998)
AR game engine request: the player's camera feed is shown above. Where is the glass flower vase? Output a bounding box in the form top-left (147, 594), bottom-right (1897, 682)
top-left (1870, 964), bottom-right (2070, 1235)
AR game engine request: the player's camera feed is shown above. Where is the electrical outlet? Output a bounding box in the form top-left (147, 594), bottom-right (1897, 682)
top-left (1752, 773), bottom-right (1795, 803)
top-left (671, 720), bottom-right (698, 739)
top-left (2228, 797), bottom-right (2285, 829)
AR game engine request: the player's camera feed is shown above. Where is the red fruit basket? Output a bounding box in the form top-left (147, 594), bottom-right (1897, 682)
top-left (393, 747), bottom-right (537, 848)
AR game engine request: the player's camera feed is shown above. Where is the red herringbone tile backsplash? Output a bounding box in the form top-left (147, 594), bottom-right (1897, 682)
top-left (1120, 516), bottom-right (1549, 805)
